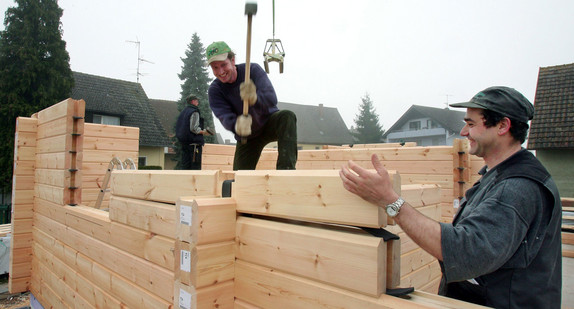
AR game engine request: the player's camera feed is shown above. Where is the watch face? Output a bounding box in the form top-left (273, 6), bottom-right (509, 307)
top-left (386, 206), bottom-right (397, 217)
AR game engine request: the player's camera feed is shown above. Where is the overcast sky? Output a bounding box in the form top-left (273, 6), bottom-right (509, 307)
top-left (2, 0), bottom-right (574, 141)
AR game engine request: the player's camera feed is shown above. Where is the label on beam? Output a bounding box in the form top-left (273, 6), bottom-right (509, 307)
top-left (180, 205), bottom-right (192, 226)
top-left (180, 249), bottom-right (191, 272)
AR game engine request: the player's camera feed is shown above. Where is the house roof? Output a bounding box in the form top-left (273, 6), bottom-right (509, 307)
top-left (527, 63), bottom-right (574, 150)
top-left (149, 99), bottom-right (180, 137)
top-left (382, 105), bottom-right (466, 138)
top-left (71, 71), bottom-right (170, 147)
top-left (278, 102), bottom-right (353, 145)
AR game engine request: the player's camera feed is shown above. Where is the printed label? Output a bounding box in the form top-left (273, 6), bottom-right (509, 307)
top-left (180, 205), bottom-right (192, 226)
top-left (180, 250), bottom-right (191, 272)
top-left (179, 288), bottom-right (192, 309)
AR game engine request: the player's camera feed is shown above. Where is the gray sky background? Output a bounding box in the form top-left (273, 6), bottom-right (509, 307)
top-left (2, 0), bottom-right (574, 142)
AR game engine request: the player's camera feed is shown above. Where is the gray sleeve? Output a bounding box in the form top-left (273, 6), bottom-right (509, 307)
top-left (440, 178), bottom-right (541, 282)
top-left (190, 112), bottom-right (201, 134)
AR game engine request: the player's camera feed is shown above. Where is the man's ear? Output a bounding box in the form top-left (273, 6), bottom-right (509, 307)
top-left (498, 117), bottom-right (512, 135)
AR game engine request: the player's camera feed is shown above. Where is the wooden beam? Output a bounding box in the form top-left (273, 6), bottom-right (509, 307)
top-left (109, 195), bottom-right (176, 238)
top-left (176, 197), bottom-right (236, 245)
top-left (234, 170), bottom-right (400, 228)
top-left (235, 260), bottom-right (436, 309)
top-left (110, 170), bottom-right (220, 204)
top-left (236, 216), bottom-right (386, 296)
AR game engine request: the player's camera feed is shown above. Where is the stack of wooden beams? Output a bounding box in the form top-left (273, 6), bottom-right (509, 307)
top-left (202, 140), bottom-right (484, 224)
top-left (10, 116), bottom-right (37, 292)
top-left (80, 123), bottom-right (140, 208)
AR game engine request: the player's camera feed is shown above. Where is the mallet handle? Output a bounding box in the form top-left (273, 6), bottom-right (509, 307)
top-left (243, 14), bottom-right (253, 116)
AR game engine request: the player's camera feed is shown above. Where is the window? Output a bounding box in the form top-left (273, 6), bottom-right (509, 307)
top-left (138, 156), bottom-right (147, 167)
top-left (409, 121), bottom-right (421, 131)
top-left (427, 119), bottom-right (439, 129)
top-left (93, 114), bottom-right (120, 126)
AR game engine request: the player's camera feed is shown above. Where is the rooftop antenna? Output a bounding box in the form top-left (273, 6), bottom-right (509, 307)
top-left (444, 94), bottom-right (453, 109)
top-left (126, 38), bottom-right (154, 83)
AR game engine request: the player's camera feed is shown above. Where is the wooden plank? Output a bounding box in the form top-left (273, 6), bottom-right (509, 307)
top-left (13, 189), bottom-right (33, 205)
top-left (35, 168), bottom-right (70, 187)
top-left (109, 195), bottom-right (176, 238)
top-left (13, 175), bottom-right (35, 190)
top-left (35, 183), bottom-right (66, 205)
top-left (176, 197), bottom-right (236, 245)
top-left (35, 98), bottom-right (78, 123)
top-left (234, 170), bottom-right (399, 228)
top-left (16, 117), bottom-right (38, 132)
top-left (297, 146), bottom-right (454, 162)
top-left (110, 170), bottom-right (220, 203)
top-left (15, 131), bottom-right (37, 147)
top-left (203, 144), bottom-right (236, 156)
top-left (37, 117), bottom-right (70, 139)
top-left (235, 260), bottom-right (437, 309)
top-left (36, 134), bottom-right (69, 154)
top-left (35, 152), bottom-right (69, 169)
top-left (33, 212), bottom-right (174, 302)
top-left (83, 136), bottom-right (140, 151)
top-left (408, 290), bottom-right (489, 309)
top-left (13, 160), bottom-right (35, 176)
top-left (236, 216), bottom-right (386, 296)
top-left (84, 123), bottom-right (139, 139)
top-left (14, 145), bottom-right (35, 161)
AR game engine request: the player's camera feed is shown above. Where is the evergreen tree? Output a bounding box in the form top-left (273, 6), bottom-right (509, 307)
top-left (0, 0), bottom-right (74, 192)
top-left (174, 32), bottom-right (215, 169)
top-left (352, 93), bottom-right (385, 144)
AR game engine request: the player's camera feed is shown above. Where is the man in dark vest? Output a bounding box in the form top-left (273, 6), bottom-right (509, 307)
top-left (340, 86), bottom-right (562, 308)
top-left (176, 94), bottom-right (212, 170)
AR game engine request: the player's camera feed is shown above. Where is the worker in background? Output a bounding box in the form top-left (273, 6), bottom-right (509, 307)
top-left (175, 94), bottom-right (211, 170)
top-left (206, 41), bottom-right (297, 170)
top-left (340, 86), bottom-right (562, 308)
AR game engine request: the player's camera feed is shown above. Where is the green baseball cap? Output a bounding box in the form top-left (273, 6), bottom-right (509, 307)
top-left (450, 86), bottom-right (534, 123)
top-left (206, 41), bottom-right (232, 64)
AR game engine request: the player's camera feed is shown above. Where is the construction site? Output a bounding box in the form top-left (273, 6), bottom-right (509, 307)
top-left (0, 97), bottom-right (570, 308)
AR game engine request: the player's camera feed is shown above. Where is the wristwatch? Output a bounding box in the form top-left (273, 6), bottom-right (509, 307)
top-left (386, 197), bottom-right (405, 218)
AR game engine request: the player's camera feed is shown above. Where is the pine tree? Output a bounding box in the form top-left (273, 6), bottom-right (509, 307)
top-left (174, 33), bottom-right (215, 169)
top-left (0, 0), bottom-right (74, 192)
top-left (352, 93), bottom-right (385, 144)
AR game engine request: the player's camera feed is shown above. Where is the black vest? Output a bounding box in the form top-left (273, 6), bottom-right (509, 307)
top-left (176, 105), bottom-right (204, 144)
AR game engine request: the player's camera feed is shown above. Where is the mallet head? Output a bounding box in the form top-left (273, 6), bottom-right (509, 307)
top-left (245, 1), bottom-right (257, 16)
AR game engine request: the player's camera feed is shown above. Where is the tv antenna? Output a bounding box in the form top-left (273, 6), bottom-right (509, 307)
top-left (126, 38), bottom-right (154, 83)
top-left (444, 94), bottom-right (453, 109)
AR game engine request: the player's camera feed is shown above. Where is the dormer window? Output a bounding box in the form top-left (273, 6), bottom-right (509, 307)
top-left (93, 114), bottom-right (120, 126)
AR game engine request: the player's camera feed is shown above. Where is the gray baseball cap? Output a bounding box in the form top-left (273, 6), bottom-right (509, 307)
top-left (450, 86), bottom-right (534, 123)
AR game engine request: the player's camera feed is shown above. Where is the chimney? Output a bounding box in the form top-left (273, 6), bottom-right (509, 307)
top-left (319, 103), bottom-right (324, 119)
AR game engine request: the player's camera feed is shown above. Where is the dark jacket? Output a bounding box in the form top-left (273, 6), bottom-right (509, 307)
top-left (176, 105), bottom-right (204, 145)
top-left (439, 149), bottom-right (562, 308)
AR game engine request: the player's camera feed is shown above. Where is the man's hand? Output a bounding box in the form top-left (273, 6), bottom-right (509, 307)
top-left (339, 154), bottom-right (399, 207)
top-left (235, 114), bottom-right (252, 137)
top-left (240, 80), bottom-right (257, 106)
